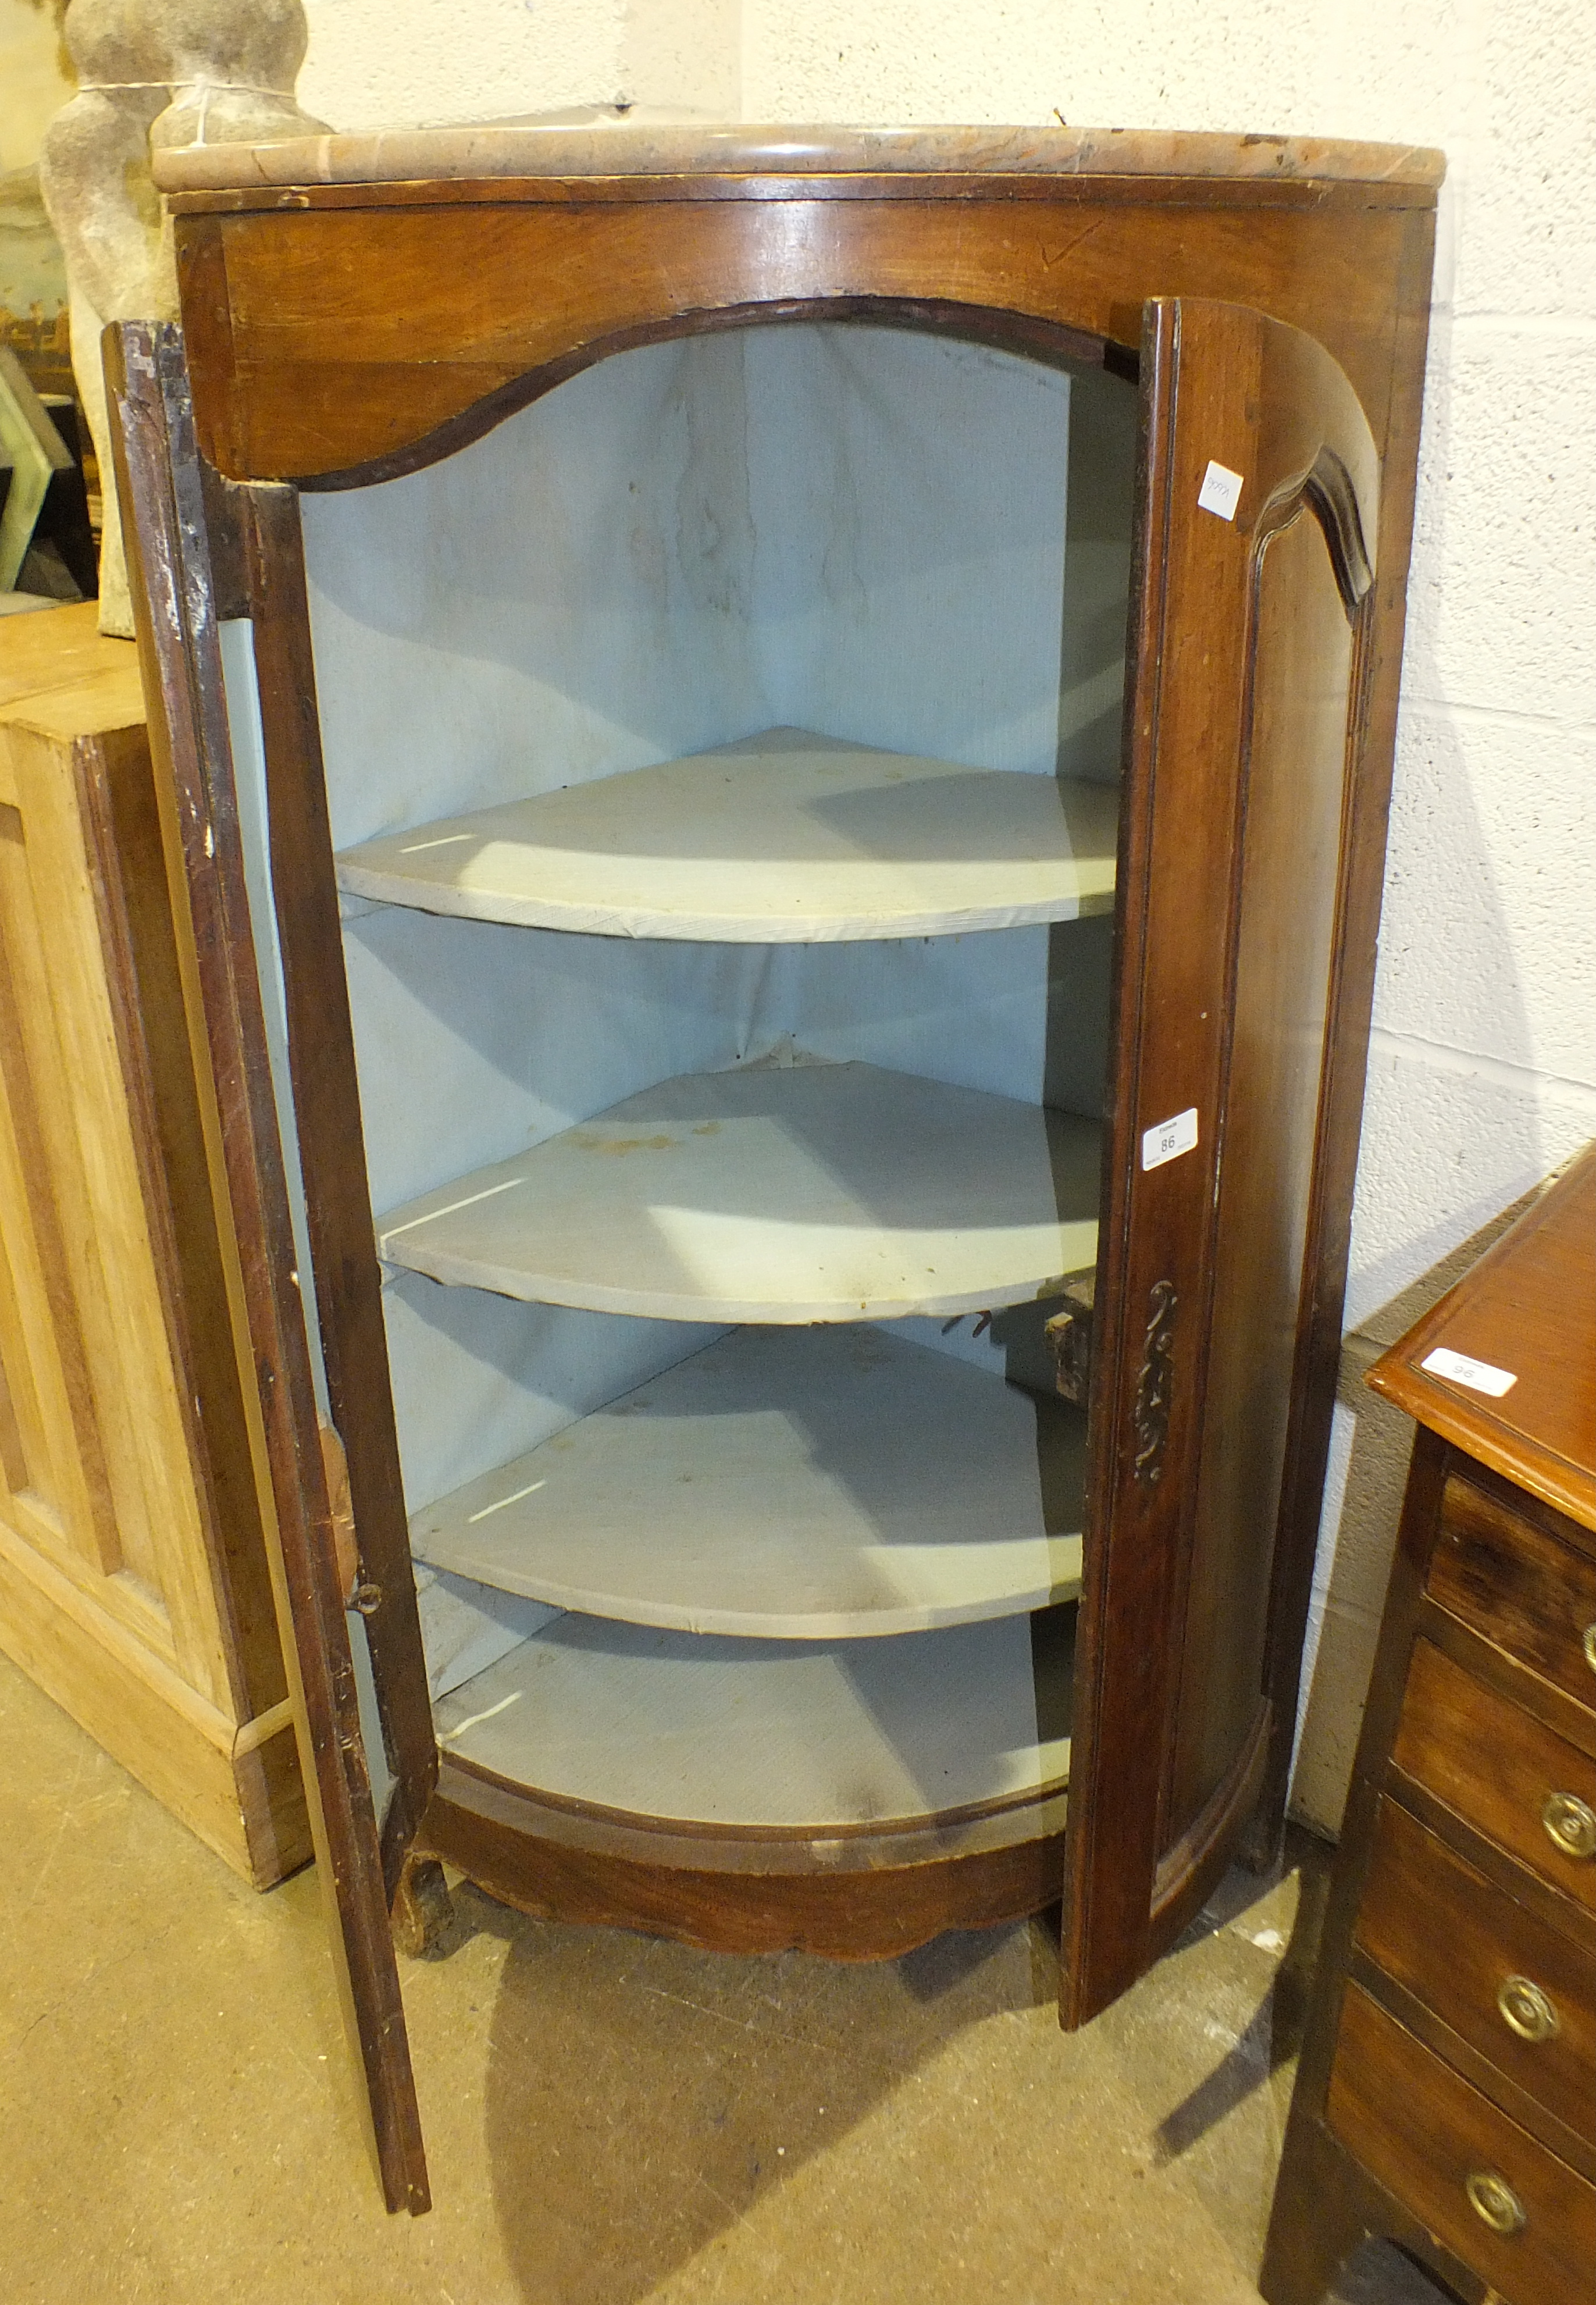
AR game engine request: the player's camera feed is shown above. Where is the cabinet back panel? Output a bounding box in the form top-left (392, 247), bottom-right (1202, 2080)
top-left (270, 324), bottom-right (1128, 1520)
top-left (1170, 504), bottom-right (1356, 1832)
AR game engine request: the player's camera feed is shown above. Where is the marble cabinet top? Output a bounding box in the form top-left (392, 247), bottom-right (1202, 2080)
top-left (152, 114), bottom-right (1445, 199)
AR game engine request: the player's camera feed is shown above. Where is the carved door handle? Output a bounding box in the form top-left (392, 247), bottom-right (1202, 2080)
top-left (1132, 1279), bottom-right (1178, 1487)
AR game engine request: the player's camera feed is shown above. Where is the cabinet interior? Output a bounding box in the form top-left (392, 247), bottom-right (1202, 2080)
top-left (227, 319), bottom-right (1137, 1860)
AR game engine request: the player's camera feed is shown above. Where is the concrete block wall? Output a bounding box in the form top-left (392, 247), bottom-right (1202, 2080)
top-left (299, 0), bottom-right (1595, 1833)
top-left (297, 0), bottom-right (741, 128)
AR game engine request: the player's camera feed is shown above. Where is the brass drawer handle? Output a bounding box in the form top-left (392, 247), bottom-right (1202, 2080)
top-left (1465, 2169), bottom-right (1527, 2237)
top-left (1541, 1790), bottom-right (1596, 1860)
top-left (1497, 1974), bottom-right (1560, 2043)
top-left (1583, 1621), bottom-right (1596, 1677)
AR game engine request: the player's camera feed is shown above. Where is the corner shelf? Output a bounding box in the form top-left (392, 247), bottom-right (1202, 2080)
top-left (434, 1604), bottom-right (1074, 1835)
top-left (412, 1323), bottom-right (1087, 1639)
top-left (377, 1058), bottom-right (1103, 1322)
top-left (334, 725), bottom-right (1120, 942)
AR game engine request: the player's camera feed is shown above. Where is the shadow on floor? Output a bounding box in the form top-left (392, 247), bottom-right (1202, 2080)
top-left (464, 1893), bottom-right (1060, 2305)
top-left (1152, 1829), bottom-right (1333, 2167)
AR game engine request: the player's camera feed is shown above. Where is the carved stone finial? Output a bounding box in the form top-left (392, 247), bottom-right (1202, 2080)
top-left (39, 0), bottom-right (328, 634)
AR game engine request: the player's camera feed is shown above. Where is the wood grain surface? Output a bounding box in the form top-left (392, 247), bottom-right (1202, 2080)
top-left (1392, 1638), bottom-right (1596, 1917)
top-left (109, 324), bottom-right (430, 2217)
top-left (1354, 1797), bottom-right (1596, 2148)
top-left (1369, 1146), bottom-right (1596, 1530)
top-left (1328, 1985), bottom-right (1596, 2305)
top-left (1430, 1471), bottom-right (1596, 1713)
top-left (423, 1754), bottom-right (1069, 1959)
top-left (1061, 294), bottom-right (1380, 2023)
top-left (152, 141), bottom-right (1438, 2142)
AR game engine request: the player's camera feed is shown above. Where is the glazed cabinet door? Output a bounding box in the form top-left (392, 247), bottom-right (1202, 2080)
top-left (110, 323), bottom-right (434, 2214)
top-left (1061, 298), bottom-right (1380, 2026)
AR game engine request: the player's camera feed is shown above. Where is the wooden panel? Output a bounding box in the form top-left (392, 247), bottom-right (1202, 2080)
top-left (0, 696), bottom-right (254, 1704)
top-left (0, 600), bottom-right (147, 714)
top-left (1328, 1985), bottom-right (1596, 2305)
top-left (1393, 1639), bottom-right (1596, 1914)
top-left (1061, 298), bottom-right (1378, 2023)
top-left (1369, 1146), bottom-right (1596, 1530)
top-left (1168, 497), bottom-right (1357, 1833)
top-left (415, 1323), bottom-right (1085, 1638)
top-left (240, 483), bottom-right (439, 1884)
top-left (336, 727), bottom-right (1119, 941)
top-left (1431, 1472), bottom-right (1596, 1711)
top-left (434, 1605), bottom-right (1073, 1830)
top-left (180, 195), bottom-right (1420, 484)
top-left (82, 690), bottom-right (287, 1722)
top-left (0, 792), bottom-right (126, 1583)
top-left (1356, 1798), bottom-right (1596, 2146)
top-left (377, 1063), bottom-right (1103, 1324)
top-left (0, 1508), bottom-right (307, 1886)
top-left (424, 1758), bottom-right (1067, 1960)
top-left (109, 323), bottom-right (429, 2217)
top-left (0, 601), bottom-right (300, 1866)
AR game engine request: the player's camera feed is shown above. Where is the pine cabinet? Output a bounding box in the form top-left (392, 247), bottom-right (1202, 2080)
top-left (114, 120), bottom-right (1440, 2214)
top-left (0, 603), bottom-right (307, 1885)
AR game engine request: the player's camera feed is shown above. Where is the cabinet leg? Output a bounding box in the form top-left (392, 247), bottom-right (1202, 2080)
top-left (1259, 2119), bottom-right (1373, 2305)
top-left (392, 1853), bottom-right (455, 1958)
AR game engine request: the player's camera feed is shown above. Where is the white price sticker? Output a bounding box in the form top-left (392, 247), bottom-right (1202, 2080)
top-left (1198, 459), bottom-right (1244, 521)
top-left (1420, 1346), bottom-right (1517, 1399)
top-left (1142, 1107), bottom-right (1199, 1171)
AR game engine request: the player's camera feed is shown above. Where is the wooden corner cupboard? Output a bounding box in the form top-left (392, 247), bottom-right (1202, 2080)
top-left (1263, 1145), bottom-right (1596, 2305)
top-left (109, 120), bottom-right (1441, 2215)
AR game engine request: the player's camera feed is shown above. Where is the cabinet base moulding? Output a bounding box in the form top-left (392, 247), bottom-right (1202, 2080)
top-left (0, 1509), bottom-right (310, 1887)
top-left (419, 1758), bottom-right (1070, 1960)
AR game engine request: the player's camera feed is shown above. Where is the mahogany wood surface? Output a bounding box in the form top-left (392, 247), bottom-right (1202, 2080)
top-left (147, 141), bottom-right (1440, 2199)
top-left (1327, 1985), bottom-right (1596, 2305)
top-left (1060, 294), bottom-right (1378, 2025)
top-left (1266, 1156), bottom-right (1596, 2305)
top-left (1369, 1145), bottom-right (1596, 1529)
top-left (108, 323), bottom-right (429, 2217)
top-left (1391, 1640), bottom-right (1596, 1916)
top-left (421, 1758), bottom-right (1068, 1961)
top-left (174, 192), bottom-right (1429, 491)
top-left (1353, 1798), bottom-right (1596, 2150)
top-left (1430, 1471), bottom-right (1596, 1714)
top-left (238, 484), bottom-right (437, 1893)
top-left (1261, 2111), bottom-right (1488, 2305)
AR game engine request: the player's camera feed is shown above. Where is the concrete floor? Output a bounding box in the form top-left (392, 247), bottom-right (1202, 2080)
top-left (1, 1650), bottom-right (1456, 2305)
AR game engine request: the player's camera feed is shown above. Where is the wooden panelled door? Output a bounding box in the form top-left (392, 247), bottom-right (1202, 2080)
top-left (1061, 297), bottom-right (1378, 2024)
top-left (111, 323), bottom-right (434, 2217)
top-left (111, 294), bottom-right (1380, 2201)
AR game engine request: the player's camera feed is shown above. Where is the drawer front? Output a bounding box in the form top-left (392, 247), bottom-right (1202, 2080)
top-left (1394, 1639), bottom-right (1596, 1914)
top-left (1328, 1985), bottom-right (1596, 2305)
top-left (1433, 1476), bottom-right (1596, 1715)
top-left (1356, 1799), bottom-right (1596, 2143)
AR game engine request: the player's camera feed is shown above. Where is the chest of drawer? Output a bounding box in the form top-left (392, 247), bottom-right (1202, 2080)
top-left (1354, 1798), bottom-right (1595, 2144)
top-left (1432, 1474), bottom-right (1596, 1712)
top-left (1392, 1638), bottom-right (1596, 1912)
top-left (1327, 1984), bottom-right (1596, 2305)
